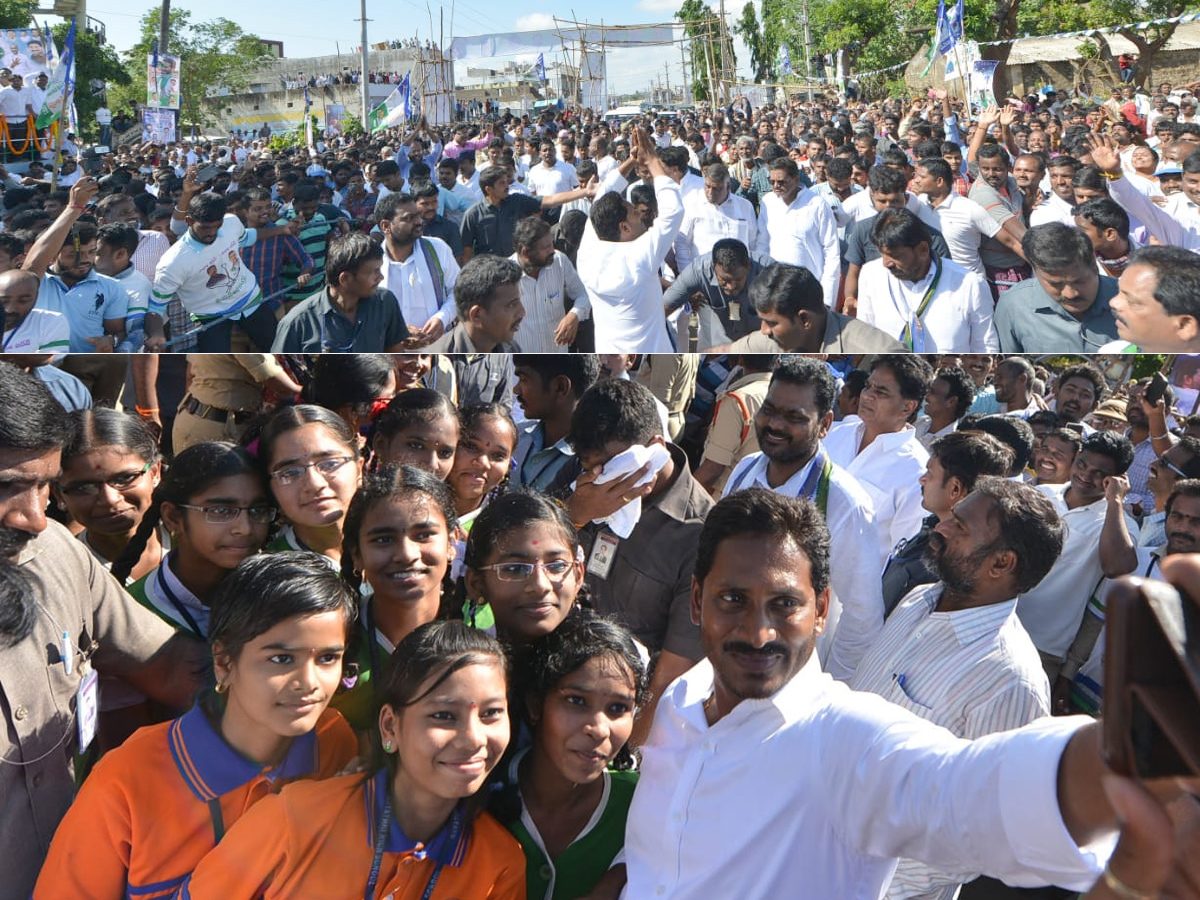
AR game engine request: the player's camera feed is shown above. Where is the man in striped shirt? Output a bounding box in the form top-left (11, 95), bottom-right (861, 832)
top-left (509, 215), bottom-right (589, 353)
top-left (851, 477), bottom-right (1060, 900)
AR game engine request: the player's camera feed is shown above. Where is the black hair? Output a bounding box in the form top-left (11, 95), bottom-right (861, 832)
top-left (1047, 154), bottom-right (1081, 173)
top-left (629, 184), bottom-right (656, 208)
top-left (976, 143), bottom-right (1009, 165)
top-left (1027, 409), bottom-right (1061, 431)
top-left (969, 477), bottom-right (1065, 593)
top-left (512, 215), bottom-right (551, 254)
top-left (341, 464), bottom-right (458, 592)
top-left (1042, 426), bottom-right (1083, 460)
top-left (825, 157), bottom-right (853, 180)
top-left (111, 442), bottom-right (264, 584)
top-left (453, 254), bottom-right (523, 319)
top-left (375, 159), bottom-right (400, 178)
top-left (63, 408), bottom-right (159, 471)
top-left (769, 355), bottom-right (836, 419)
top-left (292, 182), bottom-right (319, 204)
top-left (187, 192), bottom-right (226, 222)
top-left (0, 231), bottom-right (26, 259)
top-left (1073, 166), bottom-right (1109, 193)
top-left (1127, 246), bottom-right (1200, 319)
top-left (710, 238), bottom-right (750, 272)
top-left (568, 378), bottom-right (662, 458)
top-left (750, 262), bottom-right (824, 316)
top-left (464, 488), bottom-right (580, 573)
top-left (409, 180), bottom-right (440, 201)
top-left (930, 430), bottom-right (1014, 492)
top-left (96, 222), bottom-right (139, 255)
top-left (1022, 222), bottom-right (1094, 271)
top-left (870, 208), bottom-right (931, 251)
top-left (917, 156), bottom-right (953, 186)
top-left (870, 354), bottom-right (933, 407)
top-left (524, 611), bottom-right (647, 768)
top-left (964, 414), bottom-right (1036, 475)
top-left (868, 165), bottom-right (908, 195)
top-left (767, 156), bottom-right (800, 179)
top-left (210, 550), bottom-right (356, 659)
top-left (0, 361), bottom-right (70, 450)
top-left (1080, 430), bottom-right (1135, 475)
top-left (478, 165), bottom-right (508, 192)
top-left (1057, 364), bottom-right (1106, 405)
top-left (695, 488), bottom-right (830, 595)
top-left (511, 354), bottom-right (601, 400)
top-left (325, 231), bottom-right (384, 285)
top-left (658, 146), bottom-right (689, 171)
top-left (1166, 478), bottom-right (1200, 516)
top-left (375, 388), bottom-right (460, 445)
top-left (842, 368), bottom-right (869, 400)
top-left (301, 355), bottom-right (395, 412)
top-left (880, 147), bottom-right (911, 169)
top-left (375, 191), bottom-right (416, 223)
top-left (256, 403), bottom-right (359, 474)
top-left (436, 157), bottom-right (459, 173)
top-left (590, 191), bottom-right (629, 242)
top-left (1074, 197), bottom-right (1130, 239)
top-left (933, 366), bottom-right (976, 418)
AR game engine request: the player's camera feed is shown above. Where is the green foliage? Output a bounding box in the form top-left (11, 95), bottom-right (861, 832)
top-left (677, 0), bottom-right (723, 100)
top-left (1132, 355), bottom-right (1169, 380)
top-left (339, 112), bottom-right (365, 137)
top-left (268, 130), bottom-right (303, 151)
top-left (734, 2), bottom-right (775, 83)
top-left (50, 24), bottom-right (130, 141)
top-left (0, 0), bottom-right (35, 29)
top-left (119, 7), bottom-right (275, 130)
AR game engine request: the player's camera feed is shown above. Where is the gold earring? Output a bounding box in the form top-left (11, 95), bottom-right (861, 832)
top-left (215, 681), bottom-right (228, 694)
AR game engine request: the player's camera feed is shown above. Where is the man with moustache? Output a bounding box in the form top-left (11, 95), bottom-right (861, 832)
top-left (721, 355), bottom-right (886, 680)
top-left (623, 486), bottom-right (1190, 900)
top-left (0, 362), bottom-right (206, 899)
top-left (1136, 437), bottom-right (1200, 549)
top-left (851, 477), bottom-right (1058, 900)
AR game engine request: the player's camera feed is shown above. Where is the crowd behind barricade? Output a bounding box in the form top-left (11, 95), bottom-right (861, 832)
top-left (13, 78), bottom-right (1200, 362)
top-left (4, 349), bottom-right (1200, 900)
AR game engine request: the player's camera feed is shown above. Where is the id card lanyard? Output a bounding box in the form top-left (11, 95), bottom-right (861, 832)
top-left (898, 256), bottom-right (943, 352)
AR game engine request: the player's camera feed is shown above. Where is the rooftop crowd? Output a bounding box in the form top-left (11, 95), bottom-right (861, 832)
top-left (4, 349), bottom-right (1200, 900)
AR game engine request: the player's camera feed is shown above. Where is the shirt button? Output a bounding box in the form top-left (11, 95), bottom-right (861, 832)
top-left (656, 887), bottom-right (666, 896)
top-left (32, 772), bottom-right (43, 787)
top-left (539, 865), bottom-right (552, 880)
top-left (14, 705), bottom-right (27, 721)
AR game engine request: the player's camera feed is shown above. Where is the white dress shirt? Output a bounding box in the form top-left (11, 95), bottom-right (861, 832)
top-left (857, 256), bottom-right (998, 353)
top-left (723, 449), bottom-right (884, 680)
top-left (824, 418), bottom-right (930, 560)
top-left (382, 236), bottom-right (461, 329)
top-left (625, 653), bottom-right (1110, 900)
top-left (676, 190), bottom-right (757, 274)
top-left (919, 192), bottom-right (1002, 276)
top-left (850, 582), bottom-right (1052, 900)
top-left (508, 249), bottom-right (590, 353)
top-left (1016, 483), bottom-right (1139, 660)
top-left (754, 187), bottom-right (841, 307)
top-left (578, 174), bottom-right (683, 353)
top-left (1029, 192), bottom-right (1079, 228)
top-left (526, 160), bottom-right (578, 196)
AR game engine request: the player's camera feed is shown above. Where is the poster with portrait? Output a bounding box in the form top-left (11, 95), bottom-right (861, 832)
top-left (146, 53), bottom-right (181, 109)
top-left (1, 27), bottom-right (56, 80)
top-left (325, 104), bottom-right (344, 137)
top-left (142, 107), bottom-right (176, 145)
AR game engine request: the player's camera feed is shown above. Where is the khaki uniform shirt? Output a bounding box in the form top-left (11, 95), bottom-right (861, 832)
top-left (3, 521), bottom-right (178, 898)
top-left (184, 353), bottom-right (284, 411)
top-left (701, 371), bottom-right (772, 494)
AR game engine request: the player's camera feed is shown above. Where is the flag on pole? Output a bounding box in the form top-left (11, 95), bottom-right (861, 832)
top-left (534, 52), bottom-right (546, 82)
top-left (780, 45), bottom-right (792, 76)
top-left (948, 0), bottom-right (965, 43)
top-left (303, 83), bottom-right (315, 154)
top-left (935, 0), bottom-right (955, 55)
top-left (367, 73), bottom-right (411, 132)
top-left (37, 17), bottom-right (74, 130)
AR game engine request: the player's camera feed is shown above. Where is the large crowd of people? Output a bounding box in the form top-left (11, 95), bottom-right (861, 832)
top-left (4, 349), bottom-right (1200, 900)
top-left (10, 81), bottom-right (1200, 360)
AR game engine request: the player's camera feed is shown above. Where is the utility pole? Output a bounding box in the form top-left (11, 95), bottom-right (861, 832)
top-left (359, 0), bottom-right (370, 128)
top-left (159, 0), bottom-right (170, 54)
top-left (680, 41), bottom-right (690, 103)
top-left (801, 0), bottom-right (814, 102)
top-left (664, 62), bottom-right (670, 104)
top-left (716, 0), bottom-right (727, 105)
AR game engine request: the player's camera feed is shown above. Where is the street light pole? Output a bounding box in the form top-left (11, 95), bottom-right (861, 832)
top-left (360, 0), bottom-right (369, 127)
top-left (159, 0), bottom-right (170, 54)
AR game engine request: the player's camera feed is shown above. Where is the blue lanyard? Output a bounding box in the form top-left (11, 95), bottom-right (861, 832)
top-left (156, 560), bottom-right (205, 639)
top-left (364, 795), bottom-right (461, 900)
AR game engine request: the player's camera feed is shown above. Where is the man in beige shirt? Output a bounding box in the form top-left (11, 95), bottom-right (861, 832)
top-left (0, 362), bottom-right (206, 898)
top-left (637, 354), bottom-right (701, 442)
top-left (173, 353), bottom-right (302, 451)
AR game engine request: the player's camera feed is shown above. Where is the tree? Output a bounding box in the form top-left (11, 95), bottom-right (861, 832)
top-left (734, 2), bottom-right (775, 83)
top-left (118, 7), bottom-right (275, 131)
top-left (677, 0), bottom-right (725, 101)
top-left (0, 0), bottom-right (35, 29)
top-left (49, 23), bottom-right (130, 141)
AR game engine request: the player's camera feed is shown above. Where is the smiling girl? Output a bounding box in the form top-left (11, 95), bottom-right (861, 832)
top-left (58, 408), bottom-right (163, 583)
top-left (177, 621), bottom-right (525, 900)
top-left (259, 404), bottom-right (364, 567)
top-left (33, 552), bottom-right (358, 900)
top-left (335, 465), bottom-right (459, 731)
top-left (114, 442), bottom-right (273, 640)
top-left (373, 389), bottom-right (460, 480)
top-left (448, 403), bottom-right (517, 530)
top-left (491, 614), bottom-right (646, 900)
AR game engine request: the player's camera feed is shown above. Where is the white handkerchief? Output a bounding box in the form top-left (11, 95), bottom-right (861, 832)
top-left (589, 443), bottom-right (672, 538)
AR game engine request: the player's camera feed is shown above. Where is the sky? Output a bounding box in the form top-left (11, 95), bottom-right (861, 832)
top-left (84, 0), bottom-right (757, 97)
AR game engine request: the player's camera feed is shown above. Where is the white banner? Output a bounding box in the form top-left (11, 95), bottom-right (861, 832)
top-left (450, 24), bottom-right (678, 59)
top-left (579, 48), bottom-right (606, 114)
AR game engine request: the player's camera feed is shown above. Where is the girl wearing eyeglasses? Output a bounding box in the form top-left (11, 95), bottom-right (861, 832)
top-left (113, 441), bottom-right (273, 642)
top-left (58, 408), bottom-right (164, 584)
top-left (33, 553), bottom-right (358, 900)
top-left (489, 614), bottom-right (646, 900)
top-left (175, 621), bottom-right (523, 900)
top-left (464, 490), bottom-right (585, 653)
top-left (258, 404), bottom-right (364, 568)
top-left (335, 465), bottom-right (459, 731)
